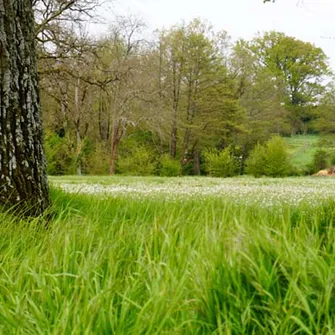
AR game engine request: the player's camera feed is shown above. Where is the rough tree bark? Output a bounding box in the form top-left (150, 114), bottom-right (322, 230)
top-left (0, 0), bottom-right (50, 215)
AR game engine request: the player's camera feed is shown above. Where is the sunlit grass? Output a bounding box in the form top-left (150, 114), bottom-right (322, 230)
top-left (285, 134), bottom-right (320, 169)
top-left (1, 180), bottom-right (335, 333)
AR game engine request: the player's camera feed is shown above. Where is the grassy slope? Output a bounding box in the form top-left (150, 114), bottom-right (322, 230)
top-left (1, 181), bottom-right (335, 334)
top-left (284, 134), bottom-right (335, 171)
top-left (284, 135), bottom-right (320, 169)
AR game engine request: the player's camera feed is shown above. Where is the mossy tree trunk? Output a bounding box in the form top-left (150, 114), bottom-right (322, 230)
top-left (0, 0), bottom-right (50, 215)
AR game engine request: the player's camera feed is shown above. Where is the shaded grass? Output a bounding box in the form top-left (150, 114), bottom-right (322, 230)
top-left (0, 188), bottom-right (335, 333)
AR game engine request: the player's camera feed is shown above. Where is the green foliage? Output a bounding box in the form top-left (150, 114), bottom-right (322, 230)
top-left (181, 160), bottom-right (196, 176)
top-left (203, 147), bottom-right (238, 177)
top-left (118, 146), bottom-right (156, 176)
top-left (264, 136), bottom-right (292, 177)
top-left (246, 137), bottom-right (292, 177)
top-left (41, 23), bottom-right (331, 177)
top-left (45, 132), bottom-right (102, 176)
top-left (116, 131), bottom-right (158, 176)
top-left (310, 149), bottom-right (329, 173)
top-left (158, 154), bottom-right (181, 176)
top-left (249, 31), bottom-right (329, 134)
top-left (75, 137), bottom-right (95, 174)
top-left (245, 143), bottom-right (267, 177)
top-left (159, 20), bottom-right (243, 165)
top-left (44, 131), bottom-right (74, 175)
top-left (313, 87), bottom-right (335, 135)
top-left (85, 143), bottom-right (110, 175)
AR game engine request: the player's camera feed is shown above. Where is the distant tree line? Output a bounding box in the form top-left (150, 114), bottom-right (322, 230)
top-left (38, 14), bottom-right (332, 176)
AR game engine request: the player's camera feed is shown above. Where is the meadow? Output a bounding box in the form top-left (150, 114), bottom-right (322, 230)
top-left (285, 135), bottom-right (335, 171)
top-left (1, 176), bottom-right (335, 334)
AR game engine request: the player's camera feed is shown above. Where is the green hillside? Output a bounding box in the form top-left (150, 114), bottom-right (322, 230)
top-left (284, 135), bottom-right (335, 170)
top-left (285, 135), bottom-right (320, 169)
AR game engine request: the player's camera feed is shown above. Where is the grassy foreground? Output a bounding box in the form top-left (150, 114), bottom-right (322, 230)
top-left (1, 183), bottom-right (335, 334)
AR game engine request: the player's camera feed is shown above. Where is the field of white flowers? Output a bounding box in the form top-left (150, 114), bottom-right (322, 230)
top-left (50, 176), bottom-right (335, 207)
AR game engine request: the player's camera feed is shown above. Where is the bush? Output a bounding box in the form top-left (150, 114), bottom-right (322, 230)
top-left (203, 147), bottom-right (238, 177)
top-left (158, 154), bottom-right (181, 177)
top-left (245, 143), bottom-right (267, 177)
top-left (310, 149), bottom-right (329, 173)
top-left (45, 132), bottom-right (74, 175)
top-left (85, 143), bottom-right (109, 175)
top-left (245, 137), bottom-right (292, 177)
top-left (264, 136), bottom-right (291, 177)
top-left (118, 146), bottom-right (156, 176)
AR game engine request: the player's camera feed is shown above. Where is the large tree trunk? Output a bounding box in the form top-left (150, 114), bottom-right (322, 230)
top-left (0, 0), bottom-right (50, 215)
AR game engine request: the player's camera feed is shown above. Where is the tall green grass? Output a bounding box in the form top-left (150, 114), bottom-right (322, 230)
top-left (1, 188), bottom-right (335, 334)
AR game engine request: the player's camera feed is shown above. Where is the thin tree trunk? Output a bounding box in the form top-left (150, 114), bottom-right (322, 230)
top-left (169, 57), bottom-right (183, 159)
top-left (170, 110), bottom-right (178, 159)
top-left (74, 78), bottom-right (82, 175)
top-left (181, 78), bottom-right (193, 162)
top-left (0, 0), bottom-right (50, 215)
top-left (181, 129), bottom-right (190, 163)
top-left (158, 40), bottom-right (163, 98)
top-left (60, 84), bottom-right (68, 129)
top-left (109, 138), bottom-right (119, 175)
top-left (109, 121), bottom-right (121, 175)
top-left (75, 126), bottom-right (82, 176)
top-left (109, 83), bottom-right (122, 175)
top-left (98, 94), bottom-right (104, 140)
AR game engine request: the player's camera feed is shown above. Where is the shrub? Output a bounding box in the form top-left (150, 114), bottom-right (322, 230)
top-left (44, 132), bottom-right (74, 175)
top-left (85, 143), bottom-right (109, 175)
top-left (203, 147), bottom-right (238, 177)
top-left (159, 154), bottom-right (181, 177)
top-left (118, 146), bottom-right (156, 176)
top-left (263, 136), bottom-right (291, 177)
top-left (181, 160), bottom-right (195, 176)
top-left (310, 149), bottom-right (329, 173)
top-left (245, 143), bottom-right (267, 177)
top-left (246, 137), bottom-right (292, 177)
